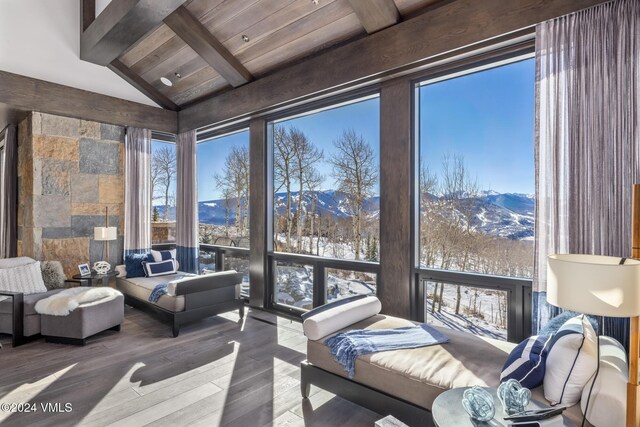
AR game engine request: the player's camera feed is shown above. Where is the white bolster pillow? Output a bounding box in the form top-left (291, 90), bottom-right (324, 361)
top-left (580, 336), bottom-right (628, 427)
top-left (302, 296), bottom-right (382, 341)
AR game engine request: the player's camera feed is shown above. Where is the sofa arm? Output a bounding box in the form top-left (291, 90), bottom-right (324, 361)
top-left (172, 271), bottom-right (243, 296)
top-left (0, 291), bottom-right (24, 347)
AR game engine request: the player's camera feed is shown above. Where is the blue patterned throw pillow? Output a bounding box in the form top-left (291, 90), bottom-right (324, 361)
top-left (124, 252), bottom-right (153, 278)
top-left (142, 259), bottom-right (178, 277)
top-left (500, 335), bottom-right (552, 389)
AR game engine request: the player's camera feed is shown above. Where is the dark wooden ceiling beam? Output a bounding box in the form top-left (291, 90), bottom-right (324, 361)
top-left (0, 70), bottom-right (177, 133)
top-left (109, 59), bottom-right (179, 111)
top-left (179, 0), bottom-right (609, 132)
top-left (81, 0), bottom-right (187, 66)
top-left (348, 0), bottom-right (400, 33)
top-left (164, 6), bottom-right (253, 88)
top-left (81, 0), bottom-right (96, 32)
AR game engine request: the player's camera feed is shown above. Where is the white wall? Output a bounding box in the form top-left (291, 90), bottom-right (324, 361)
top-left (0, 0), bottom-right (157, 107)
top-left (96, 0), bottom-right (113, 17)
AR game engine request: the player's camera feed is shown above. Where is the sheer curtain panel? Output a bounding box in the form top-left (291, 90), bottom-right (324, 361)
top-left (124, 127), bottom-right (152, 255)
top-left (534, 0), bottom-right (640, 347)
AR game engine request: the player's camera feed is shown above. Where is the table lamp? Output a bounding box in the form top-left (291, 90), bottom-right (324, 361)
top-left (93, 207), bottom-right (117, 275)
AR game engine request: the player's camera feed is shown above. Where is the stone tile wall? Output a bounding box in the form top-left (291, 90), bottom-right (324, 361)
top-left (17, 112), bottom-right (125, 278)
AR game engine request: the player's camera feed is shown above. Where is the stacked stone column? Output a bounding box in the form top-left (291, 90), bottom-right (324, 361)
top-left (17, 112), bottom-right (125, 278)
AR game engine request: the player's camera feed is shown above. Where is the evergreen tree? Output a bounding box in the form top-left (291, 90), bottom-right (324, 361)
top-left (152, 206), bottom-right (159, 222)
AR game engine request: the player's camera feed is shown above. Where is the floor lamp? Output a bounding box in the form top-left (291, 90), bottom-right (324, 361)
top-left (546, 185), bottom-right (640, 427)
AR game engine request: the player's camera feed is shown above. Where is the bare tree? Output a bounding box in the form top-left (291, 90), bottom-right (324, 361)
top-left (152, 146), bottom-right (176, 221)
top-left (222, 186), bottom-right (232, 236)
top-left (289, 128), bottom-right (323, 252)
top-left (329, 129), bottom-right (378, 261)
top-left (216, 146), bottom-right (250, 237)
top-left (305, 168), bottom-right (324, 255)
top-left (273, 125), bottom-right (296, 251)
top-left (440, 153), bottom-right (478, 315)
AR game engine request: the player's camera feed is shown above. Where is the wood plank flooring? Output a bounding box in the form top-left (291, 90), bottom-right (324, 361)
top-left (0, 307), bottom-right (379, 426)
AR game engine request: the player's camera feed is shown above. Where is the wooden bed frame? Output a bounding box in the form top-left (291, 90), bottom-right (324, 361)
top-left (300, 361), bottom-right (433, 426)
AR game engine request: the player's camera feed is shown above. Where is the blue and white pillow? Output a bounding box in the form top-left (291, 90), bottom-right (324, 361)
top-left (142, 259), bottom-right (178, 277)
top-left (125, 252), bottom-right (153, 278)
top-left (500, 335), bottom-right (552, 389)
top-left (151, 249), bottom-right (177, 262)
top-left (543, 315), bottom-right (598, 406)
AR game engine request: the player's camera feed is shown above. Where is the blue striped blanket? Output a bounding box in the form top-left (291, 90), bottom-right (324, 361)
top-left (325, 324), bottom-right (449, 378)
top-left (148, 284), bottom-right (168, 303)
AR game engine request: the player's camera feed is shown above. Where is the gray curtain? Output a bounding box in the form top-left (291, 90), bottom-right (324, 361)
top-left (534, 0), bottom-right (640, 346)
top-left (124, 127), bottom-right (152, 255)
top-left (176, 130), bottom-right (199, 273)
top-left (0, 125), bottom-right (17, 258)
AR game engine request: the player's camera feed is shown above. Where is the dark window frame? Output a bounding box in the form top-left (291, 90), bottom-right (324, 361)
top-left (264, 90), bottom-right (382, 314)
top-left (411, 44), bottom-right (535, 343)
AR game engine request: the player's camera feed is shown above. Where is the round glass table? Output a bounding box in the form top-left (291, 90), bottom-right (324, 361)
top-left (432, 387), bottom-right (572, 426)
top-left (72, 270), bottom-right (118, 287)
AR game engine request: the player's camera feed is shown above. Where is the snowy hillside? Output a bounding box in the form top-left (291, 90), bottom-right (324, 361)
top-left (156, 190), bottom-right (534, 240)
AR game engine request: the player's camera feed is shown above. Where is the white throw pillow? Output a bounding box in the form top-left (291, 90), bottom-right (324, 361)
top-left (580, 336), bottom-right (628, 427)
top-left (150, 249), bottom-right (177, 262)
top-left (302, 296), bottom-right (382, 341)
top-left (114, 264), bottom-right (127, 279)
top-left (544, 315), bottom-right (598, 406)
top-left (0, 261), bottom-right (48, 294)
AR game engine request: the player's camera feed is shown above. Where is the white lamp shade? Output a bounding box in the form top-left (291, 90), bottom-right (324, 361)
top-left (94, 226), bottom-right (117, 241)
top-left (547, 254), bottom-right (640, 317)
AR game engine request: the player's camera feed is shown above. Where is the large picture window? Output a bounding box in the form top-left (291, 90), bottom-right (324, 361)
top-left (197, 129), bottom-right (250, 294)
top-left (269, 96), bottom-right (380, 310)
top-left (151, 139), bottom-right (176, 244)
top-left (271, 97), bottom-right (380, 260)
top-left (197, 129), bottom-right (250, 248)
top-left (418, 57), bottom-right (535, 340)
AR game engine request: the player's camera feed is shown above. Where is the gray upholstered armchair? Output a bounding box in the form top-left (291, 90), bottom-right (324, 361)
top-left (0, 257), bottom-right (76, 346)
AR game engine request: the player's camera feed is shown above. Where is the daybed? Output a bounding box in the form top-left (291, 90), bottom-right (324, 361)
top-left (115, 268), bottom-right (244, 337)
top-left (301, 299), bottom-right (587, 426)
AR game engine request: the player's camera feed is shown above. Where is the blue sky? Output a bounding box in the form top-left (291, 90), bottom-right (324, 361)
top-left (190, 57), bottom-right (534, 202)
top-left (196, 98), bottom-right (381, 201)
top-left (419, 58), bottom-right (535, 194)
top-left (197, 130), bottom-right (250, 201)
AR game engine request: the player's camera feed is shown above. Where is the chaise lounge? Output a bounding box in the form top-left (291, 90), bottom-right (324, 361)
top-left (301, 297), bottom-right (593, 426)
top-left (115, 267), bottom-right (245, 337)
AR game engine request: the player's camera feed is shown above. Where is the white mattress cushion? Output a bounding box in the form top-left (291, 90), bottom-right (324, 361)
top-left (302, 296), bottom-right (382, 341)
top-left (544, 315), bottom-right (598, 406)
top-left (580, 336), bottom-right (628, 427)
top-left (0, 261), bottom-right (48, 295)
top-left (126, 272), bottom-right (197, 296)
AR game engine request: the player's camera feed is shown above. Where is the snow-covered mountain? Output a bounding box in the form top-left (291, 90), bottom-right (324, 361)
top-left (155, 190), bottom-right (534, 241)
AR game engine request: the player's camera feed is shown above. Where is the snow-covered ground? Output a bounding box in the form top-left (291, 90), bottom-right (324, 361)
top-left (274, 264), bottom-right (376, 309)
top-left (425, 281), bottom-right (507, 340)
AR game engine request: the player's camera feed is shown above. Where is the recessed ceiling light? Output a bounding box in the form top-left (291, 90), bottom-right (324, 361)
top-left (174, 72), bottom-right (181, 79)
top-left (241, 35), bottom-right (250, 43)
top-left (312, 0), bottom-right (319, 4)
top-left (160, 77), bottom-right (173, 87)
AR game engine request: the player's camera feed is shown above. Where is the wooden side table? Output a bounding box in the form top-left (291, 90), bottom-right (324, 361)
top-left (72, 271), bottom-right (118, 287)
top-left (432, 387), bottom-right (571, 427)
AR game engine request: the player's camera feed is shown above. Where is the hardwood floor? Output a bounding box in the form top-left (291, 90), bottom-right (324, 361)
top-left (0, 307), bottom-right (379, 426)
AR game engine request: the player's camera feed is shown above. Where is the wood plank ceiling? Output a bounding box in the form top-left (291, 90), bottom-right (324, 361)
top-left (113, 0), bottom-right (444, 110)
